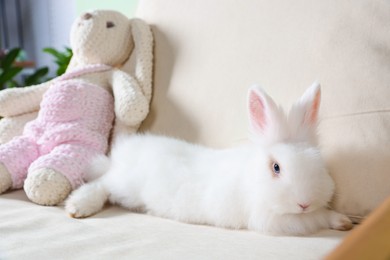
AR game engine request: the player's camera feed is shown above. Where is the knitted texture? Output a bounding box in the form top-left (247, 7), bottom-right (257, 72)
top-left (0, 163), bottom-right (12, 193)
top-left (0, 112), bottom-right (37, 144)
top-left (122, 18), bottom-right (154, 102)
top-left (0, 136), bottom-right (39, 188)
top-left (0, 65), bottom-right (114, 189)
top-left (0, 10), bottom-right (154, 204)
top-left (111, 18), bottom-right (154, 138)
top-left (0, 81), bottom-right (50, 118)
top-left (70, 11), bottom-right (133, 66)
top-left (0, 11), bottom-right (154, 144)
top-left (24, 168), bottom-right (72, 205)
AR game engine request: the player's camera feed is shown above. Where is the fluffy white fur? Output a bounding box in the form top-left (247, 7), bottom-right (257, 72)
top-left (66, 82), bottom-right (353, 235)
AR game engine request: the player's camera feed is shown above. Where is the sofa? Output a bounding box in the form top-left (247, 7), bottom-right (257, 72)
top-left (1, 0), bottom-right (389, 259)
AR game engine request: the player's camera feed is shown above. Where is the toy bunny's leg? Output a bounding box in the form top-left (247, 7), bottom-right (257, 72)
top-left (0, 136), bottom-right (40, 193)
top-left (24, 167), bottom-right (72, 206)
top-left (25, 143), bottom-right (101, 205)
top-left (0, 164), bottom-right (12, 194)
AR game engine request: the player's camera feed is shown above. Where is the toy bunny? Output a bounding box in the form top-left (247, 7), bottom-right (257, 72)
top-left (65, 82), bottom-right (353, 236)
top-left (0, 10), bottom-right (153, 206)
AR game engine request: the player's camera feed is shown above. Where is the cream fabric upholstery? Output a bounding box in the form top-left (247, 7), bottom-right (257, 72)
top-left (0, 190), bottom-right (346, 259)
top-left (2, 0), bottom-right (389, 258)
top-left (138, 0), bottom-right (390, 221)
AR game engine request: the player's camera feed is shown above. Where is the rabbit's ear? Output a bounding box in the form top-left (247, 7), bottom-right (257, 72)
top-left (299, 81), bottom-right (321, 126)
top-left (288, 81), bottom-right (321, 144)
top-left (120, 18), bottom-right (154, 102)
top-left (248, 85), bottom-right (287, 143)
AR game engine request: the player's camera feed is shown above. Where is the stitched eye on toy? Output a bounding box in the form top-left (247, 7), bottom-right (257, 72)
top-left (106, 21), bottom-right (115, 28)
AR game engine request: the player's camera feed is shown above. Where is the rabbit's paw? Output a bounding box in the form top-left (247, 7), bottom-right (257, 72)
top-left (329, 211), bottom-right (353, 231)
top-left (65, 182), bottom-right (106, 218)
top-left (24, 168), bottom-right (72, 206)
top-left (65, 196), bottom-right (95, 219)
top-left (0, 163), bottom-right (12, 194)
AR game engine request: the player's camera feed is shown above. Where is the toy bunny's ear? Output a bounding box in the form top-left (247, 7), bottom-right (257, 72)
top-left (121, 18), bottom-right (154, 102)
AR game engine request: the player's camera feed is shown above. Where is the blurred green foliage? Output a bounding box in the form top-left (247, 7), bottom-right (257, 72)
top-left (0, 47), bottom-right (73, 90)
top-left (43, 47), bottom-right (73, 77)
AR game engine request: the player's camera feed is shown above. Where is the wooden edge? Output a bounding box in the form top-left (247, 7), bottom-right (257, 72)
top-left (325, 197), bottom-right (390, 260)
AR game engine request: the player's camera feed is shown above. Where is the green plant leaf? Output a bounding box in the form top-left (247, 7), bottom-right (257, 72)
top-left (1, 48), bottom-right (21, 69)
top-left (43, 48), bottom-right (67, 61)
top-left (55, 60), bottom-right (65, 66)
top-left (0, 46), bottom-right (72, 90)
top-left (24, 67), bottom-right (49, 86)
top-left (0, 67), bottom-right (23, 86)
top-left (7, 80), bottom-right (20, 88)
top-left (56, 66), bottom-right (67, 76)
top-left (43, 47), bottom-right (73, 76)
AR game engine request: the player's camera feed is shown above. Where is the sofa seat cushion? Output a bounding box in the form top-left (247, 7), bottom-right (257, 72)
top-left (0, 190), bottom-right (348, 259)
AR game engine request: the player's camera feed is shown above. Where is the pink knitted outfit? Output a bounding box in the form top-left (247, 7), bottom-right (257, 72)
top-left (0, 65), bottom-right (114, 189)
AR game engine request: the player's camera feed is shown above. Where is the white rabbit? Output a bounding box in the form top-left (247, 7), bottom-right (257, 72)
top-left (65, 82), bottom-right (353, 236)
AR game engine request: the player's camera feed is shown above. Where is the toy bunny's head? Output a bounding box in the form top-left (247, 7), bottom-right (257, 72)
top-left (70, 10), bottom-right (134, 66)
top-left (68, 9), bottom-right (154, 136)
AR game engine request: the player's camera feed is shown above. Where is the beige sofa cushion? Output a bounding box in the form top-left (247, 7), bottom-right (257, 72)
top-left (137, 0), bottom-right (390, 221)
top-left (0, 190), bottom-right (347, 259)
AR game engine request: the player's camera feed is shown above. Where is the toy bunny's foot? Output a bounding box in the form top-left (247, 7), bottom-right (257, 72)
top-left (0, 163), bottom-right (12, 194)
top-left (24, 168), bottom-right (72, 206)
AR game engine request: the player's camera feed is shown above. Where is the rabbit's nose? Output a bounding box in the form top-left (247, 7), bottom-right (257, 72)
top-left (298, 203), bottom-right (310, 210)
top-left (82, 12), bottom-right (92, 20)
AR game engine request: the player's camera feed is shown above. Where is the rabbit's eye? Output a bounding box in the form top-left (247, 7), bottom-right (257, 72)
top-left (272, 163), bottom-right (281, 175)
top-left (106, 21), bottom-right (115, 28)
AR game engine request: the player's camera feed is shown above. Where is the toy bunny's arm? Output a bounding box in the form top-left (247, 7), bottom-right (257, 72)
top-left (0, 80), bottom-right (51, 117)
top-left (111, 69), bottom-right (150, 126)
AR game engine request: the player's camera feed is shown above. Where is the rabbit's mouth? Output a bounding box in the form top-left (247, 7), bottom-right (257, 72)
top-left (299, 209), bottom-right (312, 214)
